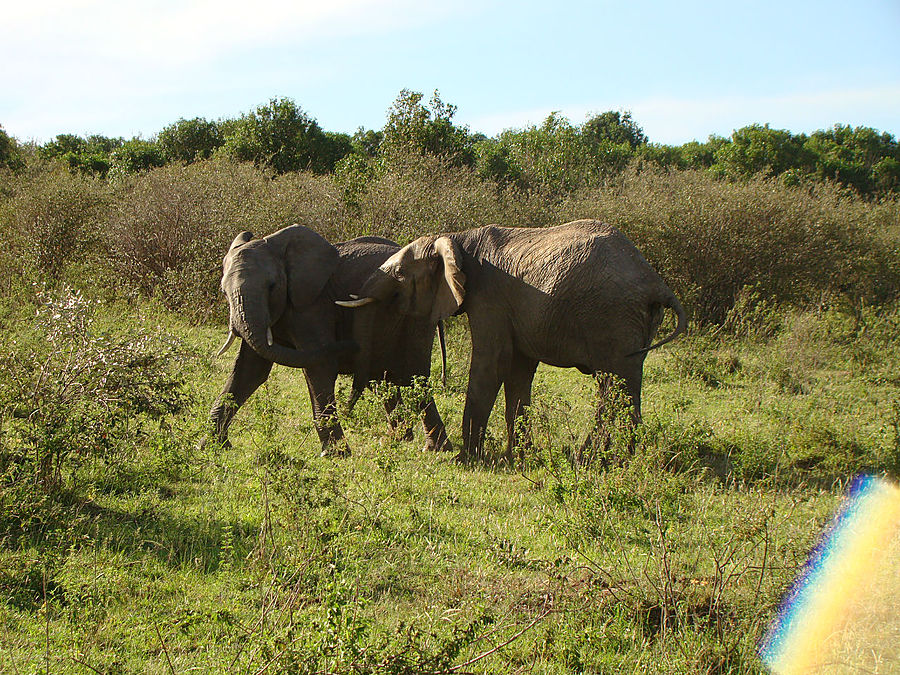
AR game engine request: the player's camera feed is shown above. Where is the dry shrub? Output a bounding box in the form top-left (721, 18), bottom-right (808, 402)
top-left (0, 164), bottom-right (109, 291)
top-left (562, 166), bottom-right (900, 322)
top-left (107, 158), bottom-right (350, 319)
top-left (352, 152), bottom-right (508, 242)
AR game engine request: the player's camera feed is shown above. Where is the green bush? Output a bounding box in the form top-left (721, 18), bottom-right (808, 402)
top-left (219, 98), bottom-right (349, 174)
top-left (0, 164), bottom-right (109, 290)
top-left (157, 117), bottom-right (223, 163)
top-left (352, 151), bottom-right (506, 242)
top-left (0, 288), bottom-right (192, 495)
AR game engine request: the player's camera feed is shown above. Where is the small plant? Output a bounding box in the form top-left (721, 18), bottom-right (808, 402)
top-left (0, 287), bottom-right (192, 493)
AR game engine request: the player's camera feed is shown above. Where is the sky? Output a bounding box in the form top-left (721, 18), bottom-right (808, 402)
top-left (3, 0), bottom-right (899, 146)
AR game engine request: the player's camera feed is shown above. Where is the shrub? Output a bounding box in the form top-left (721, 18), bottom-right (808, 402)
top-left (0, 164), bottom-right (109, 290)
top-left (562, 166), bottom-right (900, 322)
top-left (0, 125), bottom-right (25, 172)
top-left (0, 288), bottom-right (192, 495)
top-left (219, 98), bottom-right (349, 174)
top-left (157, 117), bottom-right (223, 163)
top-left (352, 152), bottom-right (506, 242)
top-left (106, 158), bottom-right (350, 318)
top-left (108, 138), bottom-right (165, 178)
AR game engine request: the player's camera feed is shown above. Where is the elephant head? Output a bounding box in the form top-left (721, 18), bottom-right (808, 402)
top-left (337, 236), bottom-right (465, 317)
top-left (337, 235), bottom-right (465, 395)
top-left (219, 224), bottom-right (346, 368)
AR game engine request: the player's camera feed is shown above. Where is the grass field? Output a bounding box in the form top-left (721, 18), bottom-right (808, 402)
top-left (2, 294), bottom-right (898, 673)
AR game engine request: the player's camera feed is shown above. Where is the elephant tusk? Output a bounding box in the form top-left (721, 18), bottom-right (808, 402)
top-left (335, 297), bottom-right (376, 308)
top-left (267, 327), bottom-right (274, 346)
top-left (216, 330), bottom-right (238, 356)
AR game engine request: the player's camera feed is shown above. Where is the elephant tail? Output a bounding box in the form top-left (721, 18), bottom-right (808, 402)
top-left (628, 293), bottom-right (688, 357)
top-left (438, 320), bottom-right (447, 387)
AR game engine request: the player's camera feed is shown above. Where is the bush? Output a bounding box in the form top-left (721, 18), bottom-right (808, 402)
top-left (0, 164), bottom-right (109, 290)
top-left (561, 166), bottom-right (900, 322)
top-left (219, 98), bottom-right (349, 174)
top-left (106, 158), bottom-right (350, 318)
top-left (0, 288), bottom-right (192, 495)
top-left (351, 152), bottom-right (507, 242)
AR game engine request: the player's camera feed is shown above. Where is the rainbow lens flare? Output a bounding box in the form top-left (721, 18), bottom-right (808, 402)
top-left (759, 475), bottom-right (900, 674)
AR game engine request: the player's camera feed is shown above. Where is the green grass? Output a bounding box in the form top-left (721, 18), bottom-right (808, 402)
top-left (1, 302), bottom-right (898, 673)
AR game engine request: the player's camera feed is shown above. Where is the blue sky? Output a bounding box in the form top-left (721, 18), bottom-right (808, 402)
top-left (3, 0), bottom-right (899, 145)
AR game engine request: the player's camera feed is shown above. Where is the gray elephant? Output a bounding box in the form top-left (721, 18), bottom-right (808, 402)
top-left (209, 224), bottom-right (451, 455)
top-left (338, 219), bottom-right (686, 462)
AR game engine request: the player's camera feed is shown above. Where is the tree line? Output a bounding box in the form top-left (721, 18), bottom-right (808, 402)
top-left (2, 89), bottom-right (899, 198)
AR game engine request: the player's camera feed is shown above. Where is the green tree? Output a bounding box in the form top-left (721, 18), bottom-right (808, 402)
top-left (38, 133), bottom-right (123, 177)
top-left (109, 138), bottom-right (165, 177)
top-left (803, 124), bottom-right (899, 195)
top-left (220, 98), bottom-right (346, 174)
top-left (712, 124), bottom-right (812, 179)
top-left (352, 128), bottom-right (384, 157)
top-left (157, 117), bottom-right (222, 163)
top-left (381, 90), bottom-right (476, 167)
top-left (0, 125), bottom-right (24, 172)
top-left (680, 136), bottom-right (729, 169)
top-left (582, 110), bottom-right (647, 149)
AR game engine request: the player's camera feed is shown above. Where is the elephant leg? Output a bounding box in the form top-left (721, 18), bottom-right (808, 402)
top-left (303, 365), bottom-right (349, 457)
top-left (383, 388), bottom-right (414, 442)
top-left (208, 341), bottom-right (273, 446)
top-left (578, 361), bottom-right (644, 465)
top-left (460, 352), bottom-right (504, 463)
top-left (420, 395), bottom-right (452, 453)
top-left (502, 353), bottom-right (538, 465)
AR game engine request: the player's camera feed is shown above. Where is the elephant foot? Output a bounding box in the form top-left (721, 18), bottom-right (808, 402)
top-left (454, 449), bottom-right (480, 465)
top-left (197, 435), bottom-right (231, 452)
top-left (393, 426), bottom-right (415, 442)
top-left (423, 434), bottom-right (453, 453)
top-left (320, 438), bottom-right (351, 458)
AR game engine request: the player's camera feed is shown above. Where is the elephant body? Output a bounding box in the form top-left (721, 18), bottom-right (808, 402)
top-left (209, 225), bottom-right (450, 455)
top-left (344, 219), bottom-right (686, 462)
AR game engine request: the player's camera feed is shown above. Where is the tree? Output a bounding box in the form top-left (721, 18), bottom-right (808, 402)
top-left (109, 138), bottom-right (165, 176)
top-left (713, 124), bottom-right (812, 179)
top-left (803, 124), bottom-right (900, 195)
top-left (351, 128), bottom-right (383, 157)
top-left (0, 125), bottom-right (24, 172)
top-left (38, 133), bottom-right (123, 177)
top-left (582, 111), bottom-right (647, 149)
top-left (219, 98), bottom-right (345, 174)
top-left (157, 117), bottom-right (222, 163)
top-left (380, 90), bottom-right (476, 168)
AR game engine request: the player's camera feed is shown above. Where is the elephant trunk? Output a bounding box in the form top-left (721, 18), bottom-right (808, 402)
top-left (342, 270), bottom-right (401, 411)
top-left (348, 303), bottom-right (375, 411)
top-left (228, 288), bottom-right (346, 368)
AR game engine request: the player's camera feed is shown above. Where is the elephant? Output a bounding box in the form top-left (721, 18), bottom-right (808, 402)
top-left (337, 219), bottom-right (687, 463)
top-left (208, 224), bottom-right (452, 455)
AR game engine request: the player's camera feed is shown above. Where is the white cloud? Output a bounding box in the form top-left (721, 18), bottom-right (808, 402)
top-left (1, 0), bottom-right (464, 140)
top-left (4, 0), bottom-right (450, 64)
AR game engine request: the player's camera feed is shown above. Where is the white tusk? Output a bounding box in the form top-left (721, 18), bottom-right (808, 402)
top-left (335, 297), bottom-right (377, 308)
top-left (216, 330), bottom-right (238, 356)
top-left (267, 327), bottom-right (274, 346)
top-left (350, 294), bottom-right (359, 299)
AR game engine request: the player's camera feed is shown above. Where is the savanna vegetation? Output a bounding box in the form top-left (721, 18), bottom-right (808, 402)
top-left (0, 91), bottom-right (898, 673)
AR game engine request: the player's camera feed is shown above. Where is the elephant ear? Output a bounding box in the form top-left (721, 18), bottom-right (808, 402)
top-left (430, 236), bottom-right (466, 323)
top-left (265, 224), bottom-right (339, 308)
top-left (229, 231), bottom-right (254, 251)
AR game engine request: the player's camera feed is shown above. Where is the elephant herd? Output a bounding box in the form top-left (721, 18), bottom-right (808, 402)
top-left (208, 219), bottom-right (687, 463)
